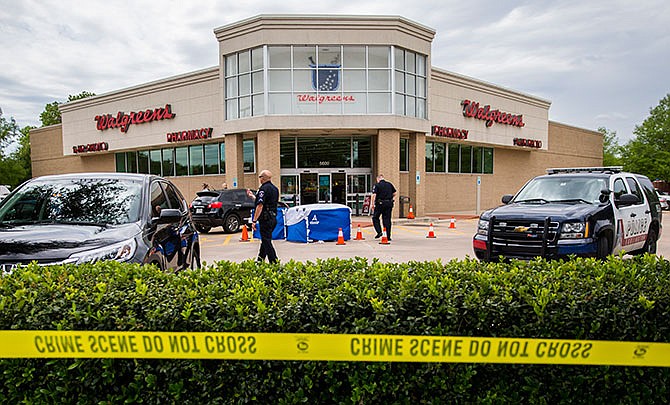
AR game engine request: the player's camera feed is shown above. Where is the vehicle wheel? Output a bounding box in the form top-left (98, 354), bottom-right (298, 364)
top-left (641, 228), bottom-right (658, 254)
top-left (596, 235), bottom-right (610, 259)
top-left (223, 214), bottom-right (241, 233)
top-left (196, 224), bottom-right (211, 233)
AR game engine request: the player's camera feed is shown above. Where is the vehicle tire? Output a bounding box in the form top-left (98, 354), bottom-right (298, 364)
top-left (641, 228), bottom-right (658, 255)
top-left (196, 224), bottom-right (211, 233)
top-left (596, 235), bottom-right (610, 259)
top-left (223, 214), bottom-right (241, 233)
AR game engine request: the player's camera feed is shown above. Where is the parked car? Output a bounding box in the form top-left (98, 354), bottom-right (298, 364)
top-left (0, 185), bottom-right (10, 201)
top-left (473, 167), bottom-right (662, 261)
top-left (0, 173), bottom-right (200, 272)
top-left (190, 189), bottom-right (255, 233)
top-left (656, 190), bottom-right (669, 210)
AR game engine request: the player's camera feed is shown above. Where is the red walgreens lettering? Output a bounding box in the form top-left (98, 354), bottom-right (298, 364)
top-left (461, 100), bottom-right (525, 128)
top-left (94, 104), bottom-right (175, 133)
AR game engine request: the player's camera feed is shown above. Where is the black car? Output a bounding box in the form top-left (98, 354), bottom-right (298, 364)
top-left (473, 167), bottom-right (662, 261)
top-left (0, 173), bottom-right (200, 272)
top-left (189, 189), bottom-right (255, 233)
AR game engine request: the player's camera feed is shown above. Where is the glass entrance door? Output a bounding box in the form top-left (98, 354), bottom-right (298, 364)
top-left (319, 175), bottom-right (331, 203)
top-left (300, 173), bottom-right (318, 205)
top-left (331, 172), bottom-right (346, 204)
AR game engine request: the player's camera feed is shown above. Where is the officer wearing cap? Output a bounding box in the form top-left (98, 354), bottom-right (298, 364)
top-left (370, 174), bottom-right (397, 240)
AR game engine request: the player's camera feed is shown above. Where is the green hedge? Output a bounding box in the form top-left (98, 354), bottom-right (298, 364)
top-left (1, 255), bottom-right (670, 403)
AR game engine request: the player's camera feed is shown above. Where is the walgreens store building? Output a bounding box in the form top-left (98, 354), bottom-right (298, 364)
top-left (31, 15), bottom-right (602, 217)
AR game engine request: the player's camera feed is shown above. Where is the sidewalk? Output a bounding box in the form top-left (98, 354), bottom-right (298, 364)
top-left (352, 212), bottom-right (480, 228)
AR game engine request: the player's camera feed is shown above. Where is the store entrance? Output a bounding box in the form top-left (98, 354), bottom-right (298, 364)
top-left (300, 173), bottom-right (318, 205)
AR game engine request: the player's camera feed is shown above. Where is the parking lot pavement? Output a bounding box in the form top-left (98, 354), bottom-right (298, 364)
top-left (199, 214), bottom-right (670, 265)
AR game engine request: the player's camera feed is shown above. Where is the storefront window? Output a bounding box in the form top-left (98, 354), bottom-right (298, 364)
top-left (225, 46), bottom-right (264, 120)
top-left (189, 145), bottom-right (203, 176)
top-left (400, 138), bottom-right (409, 172)
top-left (298, 137), bottom-right (350, 168)
top-left (162, 148), bottom-right (175, 177)
top-left (425, 143), bottom-right (434, 172)
top-left (472, 147), bottom-right (483, 174)
top-left (435, 142), bottom-right (446, 172)
top-left (175, 147), bottom-right (188, 176)
top-left (204, 144), bottom-right (219, 175)
top-left (448, 144), bottom-right (459, 173)
top-left (137, 151), bottom-right (149, 174)
top-left (394, 47), bottom-right (427, 119)
top-left (243, 139), bottom-right (255, 173)
top-left (126, 151), bottom-right (137, 173)
top-left (115, 153), bottom-right (126, 172)
top-left (484, 148), bottom-right (494, 174)
top-left (460, 145), bottom-right (472, 174)
top-left (353, 137), bottom-right (371, 168)
top-left (280, 137), bottom-right (296, 168)
top-left (150, 150), bottom-right (162, 175)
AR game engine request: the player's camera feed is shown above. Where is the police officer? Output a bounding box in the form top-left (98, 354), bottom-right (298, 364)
top-left (249, 169), bottom-right (280, 263)
top-left (371, 174), bottom-right (397, 240)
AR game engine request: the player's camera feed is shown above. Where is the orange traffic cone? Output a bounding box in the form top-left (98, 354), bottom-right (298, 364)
top-left (449, 216), bottom-right (456, 229)
top-left (240, 224), bottom-right (250, 242)
top-left (426, 222), bottom-right (436, 238)
top-left (337, 227), bottom-right (346, 245)
top-left (407, 204), bottom-right (415, 219)
top-left (379, 227), bottom-right (390, 245)
top-left (354, 224), bottom-right (365, 240)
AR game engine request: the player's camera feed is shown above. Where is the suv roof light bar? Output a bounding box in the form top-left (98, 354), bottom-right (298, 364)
top-left (546, 166), bottom-right (623, 175)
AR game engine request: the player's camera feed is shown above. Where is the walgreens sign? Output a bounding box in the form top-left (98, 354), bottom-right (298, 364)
top-left (94, 104), bottom-right (176, 133)
top-left (461, 100), bottom-right (524, 128)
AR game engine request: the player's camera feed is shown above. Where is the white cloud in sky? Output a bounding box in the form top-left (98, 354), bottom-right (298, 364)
top-left (1, 0), bottom-right (668, 143)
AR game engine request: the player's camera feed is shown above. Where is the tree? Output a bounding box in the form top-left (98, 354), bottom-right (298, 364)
top-left (39, 91), bottom-right (96, 126)
top-left (621, 94), bottom-right (670, 181)
top-left (599, 127), bottom-right (622, 167)
top-left (0, 112), bottom-right (30, 187)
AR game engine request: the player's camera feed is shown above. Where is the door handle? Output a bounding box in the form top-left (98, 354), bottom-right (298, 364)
top-left (630, 213), bottom-right (637, 217)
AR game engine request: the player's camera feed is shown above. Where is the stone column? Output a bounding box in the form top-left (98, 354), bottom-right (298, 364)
top-left (224, 133), bottom-right (244, 189)
top-left (409, 132), bottom-right (426, 217)
top-left (256, 130), bottom-right (281, 184)
top-left (376, 129), bottom-right (401, 217)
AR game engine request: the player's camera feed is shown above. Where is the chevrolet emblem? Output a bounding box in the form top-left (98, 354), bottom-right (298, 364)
top-left (513, 226), bottom-right (530, 232)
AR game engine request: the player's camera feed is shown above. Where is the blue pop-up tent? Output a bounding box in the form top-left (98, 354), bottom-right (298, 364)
top-left (285, 204), bottom-right (351, 243)
top-left (252, 207), bottom-right (287, 240)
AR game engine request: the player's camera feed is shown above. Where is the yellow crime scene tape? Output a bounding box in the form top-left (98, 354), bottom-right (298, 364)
top-left (1, 331), bottom-right (669, 367)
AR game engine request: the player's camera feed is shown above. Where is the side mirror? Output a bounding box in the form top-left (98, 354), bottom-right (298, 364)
top-left (599, 189), bottom-right (611, 203)
top-left (501, 195), bottom-right (514, 204)
top-left (616, 193), bottom-right (640, 207)
top-left (153, 208), bottom-right (181, 224)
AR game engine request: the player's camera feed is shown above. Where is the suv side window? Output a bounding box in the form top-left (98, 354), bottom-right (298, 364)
top-left (612, 178), bottom-right (627, 200)
top-left (164, 183), bottom-right (185, 212)
top-left (625, 177), bottom-right (644, 204)
top-left (150, 182), bottom-right (169, 217)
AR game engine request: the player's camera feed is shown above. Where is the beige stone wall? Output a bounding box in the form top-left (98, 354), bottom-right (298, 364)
top-left (30, 124), bottom-right (114, 178)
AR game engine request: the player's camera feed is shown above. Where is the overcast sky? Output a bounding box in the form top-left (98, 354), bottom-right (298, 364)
top-left (1, 0), bottom-right (668, 143)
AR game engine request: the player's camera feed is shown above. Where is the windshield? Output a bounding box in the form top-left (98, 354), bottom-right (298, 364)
top-left (0, 178), bottom-right (143, 226)
top-left (514, 177), bottom-right (608, 204)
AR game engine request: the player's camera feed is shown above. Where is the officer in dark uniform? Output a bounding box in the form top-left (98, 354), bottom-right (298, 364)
top-left (250, 169), bottom-right (280, 263)
top-left (371, 174), bottom-right (397, 240)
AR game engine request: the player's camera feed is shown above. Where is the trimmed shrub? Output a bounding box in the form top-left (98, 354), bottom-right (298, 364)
top-left (1, 255), bottom-right (669, 403)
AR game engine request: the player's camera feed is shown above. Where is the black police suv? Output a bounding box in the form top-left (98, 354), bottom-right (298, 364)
top-left (190, 189), bottom-right (255, 233)
top-left (473, 167), bottom-right (662, 261)
top-left (0, 173), bottom-right (200, 272)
